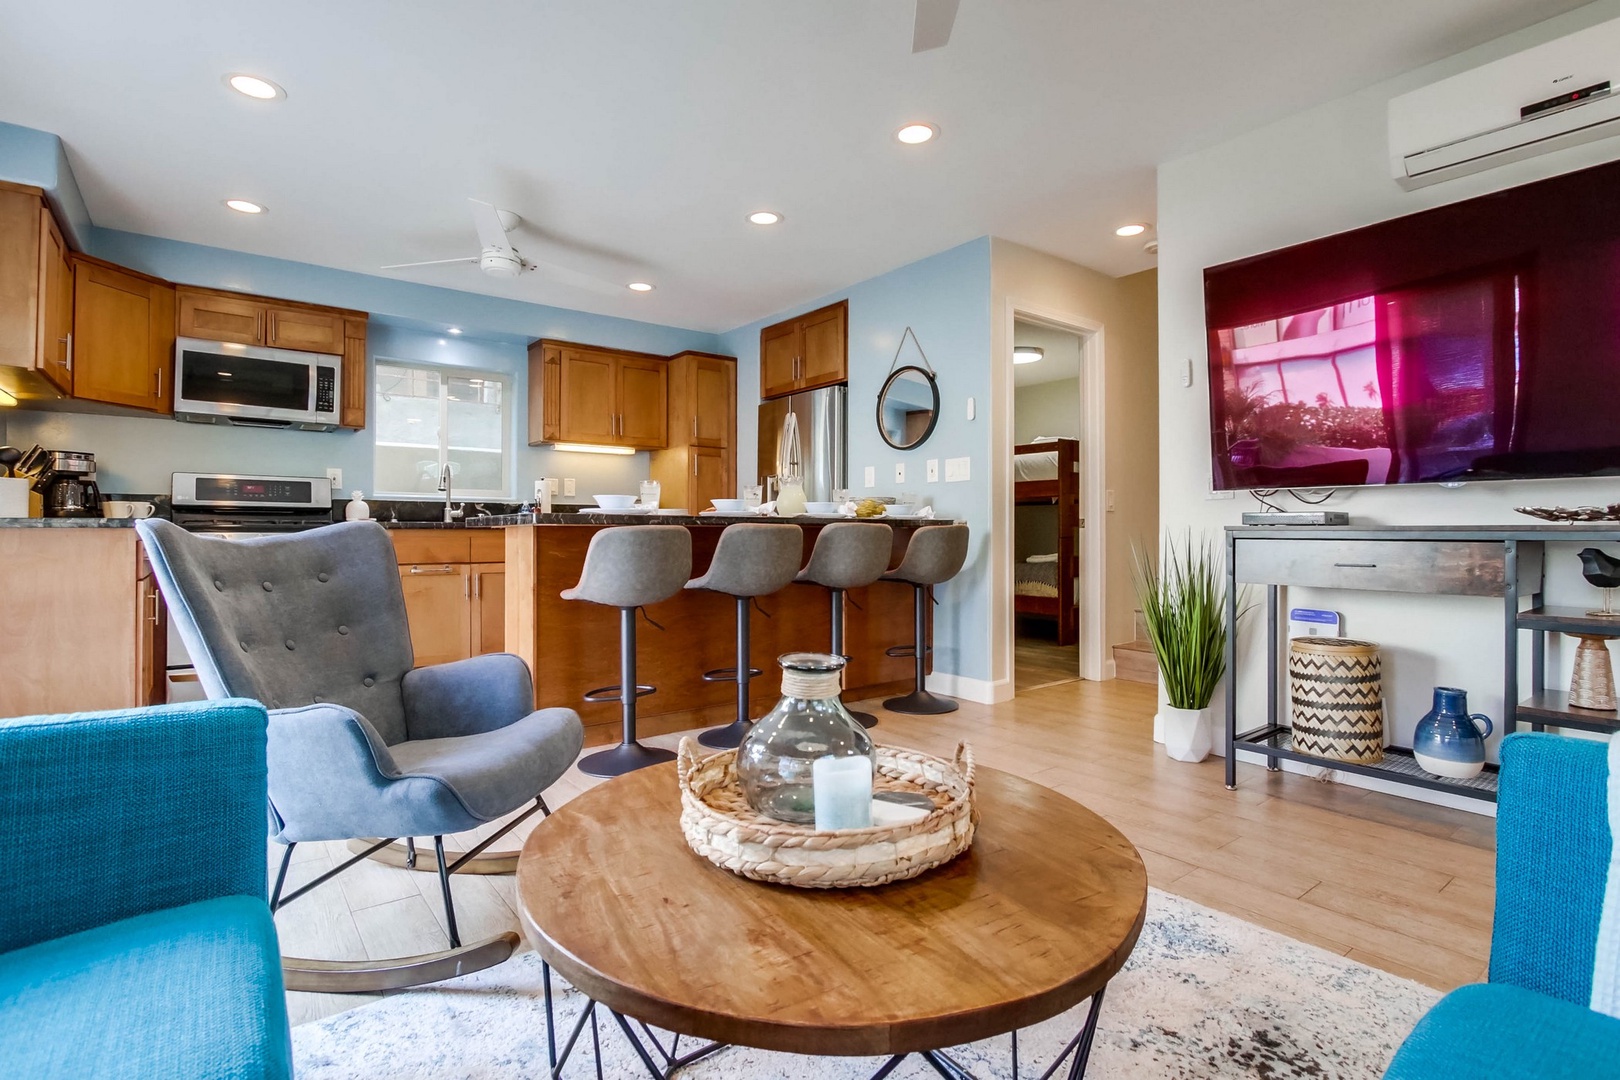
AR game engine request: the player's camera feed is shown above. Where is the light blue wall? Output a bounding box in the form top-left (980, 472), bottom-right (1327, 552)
top-left (718, 237), bottom-right (993, 683)
top-left (0, 122), bottom-right (92, 246)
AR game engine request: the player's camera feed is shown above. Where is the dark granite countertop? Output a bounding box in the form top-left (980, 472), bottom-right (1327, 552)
top-left (0, 517), bottom-right (139, 528)
top-left (469, 512), bottom-right (955, 527)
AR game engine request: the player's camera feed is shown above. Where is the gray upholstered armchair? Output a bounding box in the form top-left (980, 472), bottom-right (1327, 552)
top-left (136, 519), bottom-right (584, 991)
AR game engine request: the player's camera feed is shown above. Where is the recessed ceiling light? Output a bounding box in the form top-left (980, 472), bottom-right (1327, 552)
top-left (627, 282), bottom-right (655, 292)
top-left (1115, 223), bottom-right (1149, 237)
top-left (896, 123), bottom-right (937, 145)
top-left (447, 327), bottom-right (463, 335)
top-left (224, 74), bottom-right (285, 101)
top-left (1013, 347), bottom-right (1044, 365)
top-left (224, 199), bottom-right (265, 215)
top-left (748, 211), bottom-right (782, 226)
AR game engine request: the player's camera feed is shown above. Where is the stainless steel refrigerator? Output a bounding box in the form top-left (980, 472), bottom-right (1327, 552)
top-left (758, 385), bottom-right (847, 503)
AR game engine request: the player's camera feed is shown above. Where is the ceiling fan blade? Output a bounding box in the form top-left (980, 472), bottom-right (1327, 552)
top-left (912, 0), bottom-right (959, 52)
top-left (469, 198), bottom-right (516, 253)
top-left (525, 256), bottom-right (632, 296)
top-left (381, 256), bottom-right (479, 270)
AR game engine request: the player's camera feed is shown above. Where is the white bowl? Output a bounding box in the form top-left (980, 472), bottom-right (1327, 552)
top-left (710, 498), bottom-right (747, 512)
top-left (805, 501), bottom-right (842, 515)
top-left (594, 494), bottom-right (638, 509)
top-left (885, 504), bottom-right (916, 517)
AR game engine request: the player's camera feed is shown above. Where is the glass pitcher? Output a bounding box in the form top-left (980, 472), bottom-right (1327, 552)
top-left (737, 653), bottom-right (874, 824)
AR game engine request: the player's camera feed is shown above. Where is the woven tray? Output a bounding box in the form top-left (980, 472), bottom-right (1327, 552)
top-left (676, 738), bottom-right (977, 888)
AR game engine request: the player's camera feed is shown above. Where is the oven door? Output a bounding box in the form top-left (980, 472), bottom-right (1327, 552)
top-left (173, 337), bottom-right (340, 429)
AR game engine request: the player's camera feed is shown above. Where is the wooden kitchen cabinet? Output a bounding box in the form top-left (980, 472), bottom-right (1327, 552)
top-left (265, 306), bottom-right (344, 353)
top-left (0, 182), bottom-right (74, 402)
top-left (390, 531), bottom-right (508, 664)
top-left (758, 300), bottom-right (847, 400)
top-left (650, 351), bottom-right (737, 512)
top-left (399, 561), bottom-right (472, 668)
top-left (71, 256), bottom-right (175, 412)
top-left (0, 529), bottom-right (166, 719)
top-left (341, 316), bottom-right (368, 430)
top-left (470, 563), bottom-right (505, 655)
top-left (177, 289), bottom-right (262, 345)
top-left (527, 340), bottom-right (669, 450)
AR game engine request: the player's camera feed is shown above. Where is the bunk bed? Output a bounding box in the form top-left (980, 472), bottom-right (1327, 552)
top-left (1013, 438), bottom-right (1080, 646)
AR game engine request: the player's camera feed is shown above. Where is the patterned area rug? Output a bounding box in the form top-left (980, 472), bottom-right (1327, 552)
top-left (293, 888), bottom-right (1437, 1079)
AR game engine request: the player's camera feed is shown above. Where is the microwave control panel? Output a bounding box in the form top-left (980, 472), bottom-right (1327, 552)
top-left (315, 366), bottom-right (336, 415)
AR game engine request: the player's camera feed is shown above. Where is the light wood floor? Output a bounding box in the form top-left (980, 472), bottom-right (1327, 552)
top-left (277, 678), bottom-right (1494, 1027)
top-left (1013, 634), bottom-right (1081, 692)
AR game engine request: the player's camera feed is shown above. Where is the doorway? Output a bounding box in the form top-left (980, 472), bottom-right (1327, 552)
top-left (1011, 319), bottom-right (1087, 693)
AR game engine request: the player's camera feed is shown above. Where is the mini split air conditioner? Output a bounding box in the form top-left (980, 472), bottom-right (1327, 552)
top-left (1389, 16), bottom-right (1620, 189)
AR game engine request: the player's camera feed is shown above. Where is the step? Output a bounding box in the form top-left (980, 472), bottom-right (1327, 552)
top-left (1112, 639), bottom-right (1158, 685)
top-left (1133, 609), bottom-right (1149, 642)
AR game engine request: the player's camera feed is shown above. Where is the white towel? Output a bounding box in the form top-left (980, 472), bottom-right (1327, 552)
top-left (1591, 735), bottom-right (1620, 1017)
top-left (1026, 552), bottom-right (1059, 564)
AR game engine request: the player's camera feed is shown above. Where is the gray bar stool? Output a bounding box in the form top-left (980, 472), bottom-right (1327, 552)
top-left (687, 523), bottom-right (805, 749)
top-left (795, 521), bottom-right (895, 729)
top-left (562, 526), bottom-right (693, 776)
top-left (882, 523), bottom-right (971, 715)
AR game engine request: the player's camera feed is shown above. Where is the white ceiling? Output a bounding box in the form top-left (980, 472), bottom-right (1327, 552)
top-left (0, 0), bottom-right (1590, 334)
top-left (1013, 320), bottom-right (1083, 387)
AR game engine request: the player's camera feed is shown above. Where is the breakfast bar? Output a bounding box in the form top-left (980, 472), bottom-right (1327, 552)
top-left (494, 513), bottom-right (946, 741)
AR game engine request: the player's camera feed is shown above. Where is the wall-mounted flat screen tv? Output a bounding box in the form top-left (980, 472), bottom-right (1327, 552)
top-left (1205, 157), bottom-right (1620, 491)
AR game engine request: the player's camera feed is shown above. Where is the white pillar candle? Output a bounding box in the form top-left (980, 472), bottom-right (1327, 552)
top-left (812, 755), bottom-right (873, 831)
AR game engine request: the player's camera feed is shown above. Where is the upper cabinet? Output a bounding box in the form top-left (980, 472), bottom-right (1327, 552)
top-left (176, 285), bottom-right (367, 430)
top-left (0, 182), bottom-right (73, 402)
top-left (71, 256), bottom-right (175, 413)
top-left (758, 300), bottom-right (847, 400)
top-left (650, 351), bottom-right (737, 513)
top-left (528, 340), bottom-right (669, 450)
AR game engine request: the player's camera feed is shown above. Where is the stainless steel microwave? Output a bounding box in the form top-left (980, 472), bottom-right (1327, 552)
top-left (173, 337), bottom-right (341, 431)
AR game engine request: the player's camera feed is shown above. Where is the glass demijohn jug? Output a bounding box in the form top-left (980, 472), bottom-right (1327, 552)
top-left (736, 653), bottom-right (875, 824)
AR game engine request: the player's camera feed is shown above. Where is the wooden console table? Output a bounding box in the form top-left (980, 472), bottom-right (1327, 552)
top-left (1224, 524), bottom-right (1620, 803)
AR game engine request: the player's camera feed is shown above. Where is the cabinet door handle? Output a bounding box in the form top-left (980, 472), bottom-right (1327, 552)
top-left (146, 590), bottom-right (161, 626)
top-left (153, 368), bottom-right (162, 398)
top-left (409, 564), bottom-right (457, 575)
top-left (1334, 562), bottom-right (1377, 569)
top-left (692, 415), bottom-right (697, 440)
top-left (266, 311), bottom-right (276, 343)
top-left (472, 573), bottom-right (481, 600)
top-left (61, 333), bottom-right (72, 372)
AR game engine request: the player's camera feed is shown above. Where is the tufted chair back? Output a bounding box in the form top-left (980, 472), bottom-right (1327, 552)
top-left (137, 520), bottom-right (415, 745)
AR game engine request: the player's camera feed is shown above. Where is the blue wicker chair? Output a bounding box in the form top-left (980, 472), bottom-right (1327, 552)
top-left (1385, 732), bottom-right (1620, 1077)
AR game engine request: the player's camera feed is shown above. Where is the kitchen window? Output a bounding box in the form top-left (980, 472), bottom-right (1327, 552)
top-left (373, 360), bottom-right (511, 499)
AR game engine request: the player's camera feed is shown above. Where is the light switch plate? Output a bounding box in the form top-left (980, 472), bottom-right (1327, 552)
top-left (926, 459), bottom-right (940, 483)
top-left (894, 463), bottom-right (906, 483)
top-left (1106, 489), bottom-right (1116, 512)
top-left (325, 467), bottom-right (342, 488)
top-left (863, 466), bottom-right (876, 488)
top-left (966, 397), bottom-right (976, 420)
top-left (945, 457), bottom-right (971, 482)
top-left (563, 478), bottom-right (576, 496)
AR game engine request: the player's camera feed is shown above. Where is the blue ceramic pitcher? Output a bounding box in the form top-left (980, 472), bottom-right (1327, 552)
top-left (1412, 687), bottom-right (1493, 780)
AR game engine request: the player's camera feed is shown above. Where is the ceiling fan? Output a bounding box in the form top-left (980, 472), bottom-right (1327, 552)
top-left (912, 0), bottom-right (960, 52)
top-left (382, 198), bottom-right (624, 293)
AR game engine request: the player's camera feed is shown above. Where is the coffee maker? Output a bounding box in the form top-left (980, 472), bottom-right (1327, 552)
top-left (30, 450), bottom-right (103, 518)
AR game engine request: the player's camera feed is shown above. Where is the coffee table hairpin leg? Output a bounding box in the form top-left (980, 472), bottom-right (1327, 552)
top-left (541, 961), bottom-right (1110, 1080)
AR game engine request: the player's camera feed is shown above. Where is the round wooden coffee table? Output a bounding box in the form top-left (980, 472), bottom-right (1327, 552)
top-left (516, 761), bottom-right (1147, 1079)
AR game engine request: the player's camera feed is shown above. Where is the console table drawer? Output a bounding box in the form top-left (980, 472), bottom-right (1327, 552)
top-left (1233, 539), bottom-right (1532, 596)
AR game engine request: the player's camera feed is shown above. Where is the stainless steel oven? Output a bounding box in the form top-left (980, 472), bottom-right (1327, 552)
top-left (173, 337), bottom-right (341, 431)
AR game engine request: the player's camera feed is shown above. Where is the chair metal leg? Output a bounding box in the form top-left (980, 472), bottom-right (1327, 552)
top-left (434, 835), bottom-right (461, 949)
top-left (580, 607), bottom-right (676, 777)
top-left (270, 842), bottom-right (296, 912)
top-left (830, 587), bottom-right (878, 729)
top-left (700, 595), bottom-right (755, 749)
top-left (884, 584), bottom-right (958, 714)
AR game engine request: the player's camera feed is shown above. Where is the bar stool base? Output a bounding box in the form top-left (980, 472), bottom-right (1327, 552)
top-left (697, 719), bottom-right (752, 749)
top-left (882, 690), bottom-right (959, 715)
top-left (578, 742), bottom-right (677, 778)
top-left (847, 708), bottom-right (878, 729)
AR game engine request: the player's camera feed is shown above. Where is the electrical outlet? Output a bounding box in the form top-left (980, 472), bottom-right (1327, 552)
top-left (945, 457), bottom-right (970, 482)
top-left (863, 466), bottom-right (876, 488)
top-left (926, 459), bottom-right (940, 483)
top-left (325, 467), bottom-right (342, 488)
top-left (563, 478), bottom-right (576, 497)
top-left (894, 463), bottom-right (906, 484)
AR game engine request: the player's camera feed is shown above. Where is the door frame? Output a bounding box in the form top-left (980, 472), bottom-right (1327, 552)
top-left (993, 299), bottom-right (1108, 688)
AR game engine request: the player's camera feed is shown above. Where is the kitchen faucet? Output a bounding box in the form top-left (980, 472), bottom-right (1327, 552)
top-left (437, 464), bottom-right (463, 523)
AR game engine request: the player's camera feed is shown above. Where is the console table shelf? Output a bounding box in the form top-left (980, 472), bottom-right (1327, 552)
top-left (1515, 690), bottom-right (1620, 733)
top-left (1234, 725), bottom-right (1499, 800)
top-left (1517, 605), bottom-right (1620, 635)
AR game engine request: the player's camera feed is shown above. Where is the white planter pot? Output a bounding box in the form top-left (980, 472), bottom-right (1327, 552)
top-left (1160, 705), bottom-right (1212, 763)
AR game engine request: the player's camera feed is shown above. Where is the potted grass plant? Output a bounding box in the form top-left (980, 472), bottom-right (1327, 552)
top-left (1131, 534), bottom-right (1235, 763)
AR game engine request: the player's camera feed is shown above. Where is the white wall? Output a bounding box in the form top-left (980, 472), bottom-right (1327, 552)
top-left (1157, 0), bottom-right (1620, 799)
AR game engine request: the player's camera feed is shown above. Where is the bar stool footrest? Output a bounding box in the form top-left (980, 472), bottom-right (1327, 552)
top-left (884, 645), bottom-right (933, 659)
top-left (701, 667), bottom-right (764, 684)
top-left (582, 684), bottom-right (657, 704)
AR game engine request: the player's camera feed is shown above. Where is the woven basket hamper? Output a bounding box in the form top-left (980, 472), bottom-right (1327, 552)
top-left (1288, 637), bottom-right (1384, 764)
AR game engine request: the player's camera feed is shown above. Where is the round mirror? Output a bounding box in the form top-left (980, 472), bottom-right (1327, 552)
top-left (876, 366), bottom-right (940, 450)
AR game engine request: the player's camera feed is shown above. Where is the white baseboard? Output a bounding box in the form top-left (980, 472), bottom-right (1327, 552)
top-left (926, 672), bottom-right (1014, 704)
top-left (1104, 658), bottom-right (1117, 680)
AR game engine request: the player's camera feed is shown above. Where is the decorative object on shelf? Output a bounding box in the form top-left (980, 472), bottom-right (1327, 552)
top-left (1133, 533), bottom-right (1241, 763)
top-left (1412, 687), bottom-right (1494, 779)
top-left (1514, 503), bottom-right (1620, 523)
top-left (1577, 547), bottom-right (1620, 617)
top-left (876, 327), bottom-right (941, 451)
top-left (678, 738), bottom-right (976, 888)
top-left (1567, 634), bottom-right (1618, 711)
top-left (344, 490), bottom-right (371, 522)
top-left (736, 652), bottom-right (874, 823)
top-left (1287, 637), bottom-right (1384, 763)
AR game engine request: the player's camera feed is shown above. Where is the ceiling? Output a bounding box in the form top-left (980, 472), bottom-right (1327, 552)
top-left (0, 0), bottom-right (1590, 334)
top-left (1013, 320), bottom-right (1083, 387)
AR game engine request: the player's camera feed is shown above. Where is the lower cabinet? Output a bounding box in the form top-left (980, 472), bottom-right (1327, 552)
top-left (0, 529), bottom-right (165, 718)
top-left (391, 531), bottom-right (505, 666)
